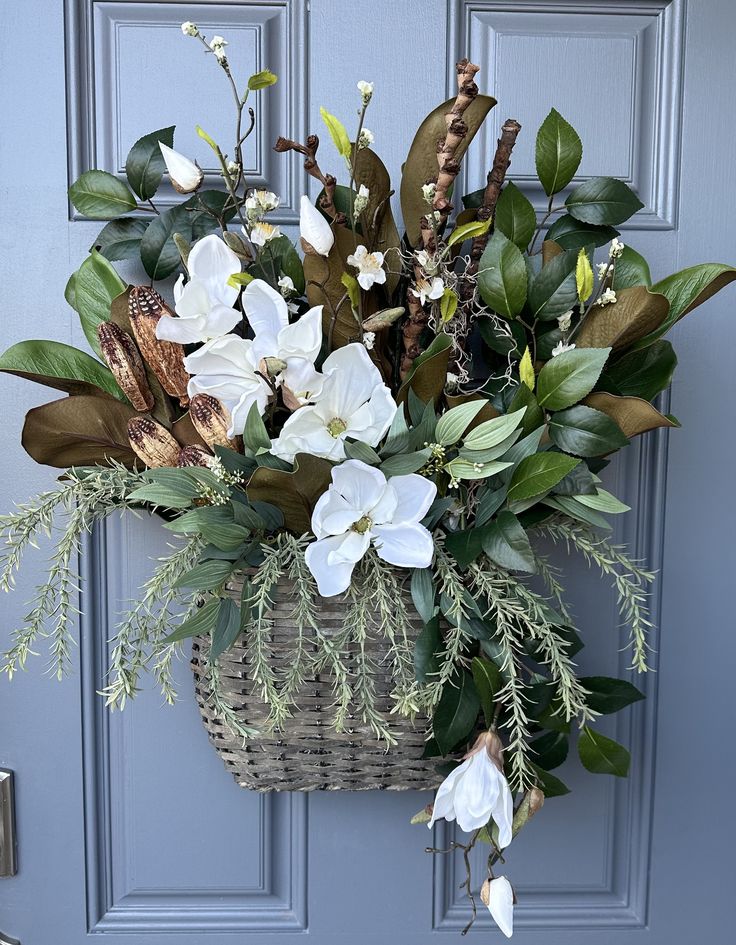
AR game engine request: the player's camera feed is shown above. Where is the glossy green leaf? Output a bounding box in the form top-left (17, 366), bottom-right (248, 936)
top-left (140, 204), bottom-right (192, 281)
top-left (641, 263), bottom-right (736, 342)
top-left (535, 108), bottom-right (582, 196)
top-left (210, 598), bottom-right (242, 660)
top-left (125, 125), bottom-right (175, 200)
top-left (92, 218), bottom-right (149, 261)
top-left (612, 245), bottom-right (651, 290)
top-left (545, 214), bottom-right (619, 251)
top-left (69, 169), bottom-right (137, 219)
top-left (163, 598), bottom-right (220, 644)
top-left (565, 177), bottom-right (644, 226)
top-left (528, 250), bottom-right (578, 321)
top-left (411, 568), bottom-right (435, 624)
top-left (70, 252), bottom-right (126, 356)
top-left (414, 616), bottom-right (441, 683)
top-left (580, 676), bottom-right (645, 714)
top-left (478, 231), bottom-right (527, 318)
top-left (471, 657), bottom-right (501, 727)
top-left (531, 730), bottom-right (569, 770)
top-left (548, 404), bottom-right (629, 457)
top-left (495, 181), bottom-right (537, 249)
top-left (532, 763), bottom-right (571, 797)
top-left (599, 341), bottom-right (677, 401)
top-left (0, 340), bottom-right (126, 401)
top-left (433, 672), bottom-right (481, 755)
top-left (507, 453), bottom-right (581, 504)
top-left (482, 510), bottom-right (537, 572)
top-left (445, 527), bottom-right (485, 569)
top-left (578, 725), bottom-right (630, 777)
top-left (536, 347), bottom-right (611, 410)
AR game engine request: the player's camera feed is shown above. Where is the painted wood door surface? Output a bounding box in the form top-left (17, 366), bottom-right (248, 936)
top-left (1, 1), bottom-right (734, 942)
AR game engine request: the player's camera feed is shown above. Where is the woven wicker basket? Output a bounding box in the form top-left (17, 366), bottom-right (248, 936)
top-left (192, 573), bottom-right (441, 792)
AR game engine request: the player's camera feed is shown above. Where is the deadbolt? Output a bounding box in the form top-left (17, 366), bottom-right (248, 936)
top-left (0, 769), bottom-right (17, 877)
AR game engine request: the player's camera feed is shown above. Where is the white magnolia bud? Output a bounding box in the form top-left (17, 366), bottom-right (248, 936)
top-left (158, 142), bottom-right (203, 194)
top-left (299, 195), bottom-right (334, 257)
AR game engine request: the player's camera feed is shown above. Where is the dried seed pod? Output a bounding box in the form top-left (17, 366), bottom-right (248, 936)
top-left (128, 285), bottom-right (190, 405)
top-left (127, 416), bottom-right (180, 468)
top-left (188, 394), bottom-right (236, 449)
top-left (177, 445), bottom-right (213, 467)
top-left (97, 321), bottom-right (154, 412)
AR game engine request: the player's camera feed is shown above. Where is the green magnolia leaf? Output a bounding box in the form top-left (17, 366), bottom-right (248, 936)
top-left (433, 671), bottom-right (481, 755)
top-left (435, 400), bottom-right (488, 446)
top-left (92, 218), bottom-right (149, 261)
top-left (445, 527), bottom-right (485, 569)
top-left (478, 231), bottom-right (527, 318)
top-left (482, 510), bottom-right (537, 572)
top-left (175, 559), bottom-right (235, 591)
top-left (401, 93), bottom-right (496, 247)
top-left (545, 214), bottom-right (619, 251)
top-left (599, 341), bottom-right (677, 401)
top-left (580, 676), bottom-right (645, 714)
top-left (532, 763), bottom-right (571, 797)
top-left (530, 730), bottom-right (569, 770)
top-left (163, 599), bottom-right (220, 644)
top-left (536, 347), bottom-right (611, 410)
top-left (320, 106), bottom-right (351, 158)
top-left (548, 404), bottom-right (629, 457)
top-left (70, 252), bottom-right (126, 356)
top-left (140, 204), bottom-right (192, 281)
top-left (414, 616), bottom-right (441, 683)
top-left (471, 657), bottom-right (501, 728)
top-left (210, 598), bottom-right (242, 660)
top-left (125, 125), bottom-right (175, 200)
top-left (411, 568), bottom-right (435, 624)
top-left (528, 250), bottom-right (578, 321)
top-left (507, 453), bottom-right (581, 504)
top-left (463, 407), bottom-right (526, 451)
top-left (578, 725), bottom-right (630, 777)
top-left (640, 263), bottom-right (736, 343)
top-left (612, 245), bottom-right (651, 290)
top-left (69, 169), bottom-right (137, 219)
top-left (495, 181), bottom-right (537, 250)
top-left (566, 177), bottom-right (644, 226)
top-left (0, 340), bottom-right (126, 401)
top-left (21, 395), bottom-right (137, 468)
top-left (535, 108), bottom-right (582, 196)
top-left (248, 69), bottom-right (278, 90)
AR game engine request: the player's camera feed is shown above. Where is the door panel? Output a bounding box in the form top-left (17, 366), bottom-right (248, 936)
top-left (1, 1), bottom-right (734, 943)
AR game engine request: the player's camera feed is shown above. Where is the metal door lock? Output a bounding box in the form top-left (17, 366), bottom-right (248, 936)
top-left (0, 769), bottom-right (17, 877)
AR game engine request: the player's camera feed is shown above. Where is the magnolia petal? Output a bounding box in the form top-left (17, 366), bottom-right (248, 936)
top-left (330, 460), bottom-right (388, 512)
top-left (278, 305), bottom-right (323, 362)
top-left (371, 522), bottom-right (434, 569)
top-left (492, 776), bottom-right (515, 850)
top-left (243, 278), bottom-right (289, 338)
top-left (184, 335), bottom-right (256, 377)
top-left (175, 279), bottom-right (211, 318)
top-left (228, 384), bottom-right (271, 436)
top-left (387, 474), bottom-right (437, 524)
top-left (356, 385), bottom-right (399, 445)
top-left (299, 195), bottom-right (335, 256)
top-left (311, 488), bottom-right (361, 538)
top-left (159, 142), bottom-right (203, 194)
top-left (326, 529), bottom-right (370, 566)
top-left (453, 752), bottom-right (500, 830)
top-left (270, 408), bottom-right (337, 462)
top-left (187, 234), bottom-right (240, 308)
top-left (487, 877), bottom-right (514, 939)
top-left (205, 303), bottom-right (242, 338)
top-left (428, 758), bottom-right (472, 828)
top-left (280, 357), bottom-right (324, 402)
top-left (367, 480), bottom-right (399, 525)
top-left (156, 312), bottom-right (209, 344)
top-left (305, 535), bottom-right (356, 596)
top-left (320, 343), bottom-right (383, 415)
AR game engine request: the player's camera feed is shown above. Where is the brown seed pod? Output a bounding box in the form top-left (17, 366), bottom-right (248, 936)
top-left (176, 445), bottom-right (213, 467)
top-left (97, 321), bottom-right (154, 412)
top-left (127, 416), bottom-right (180, 468)
top-left (188, 394), bottom-right (237, 449)
top-left (128, 285), bottom-right (190, 405)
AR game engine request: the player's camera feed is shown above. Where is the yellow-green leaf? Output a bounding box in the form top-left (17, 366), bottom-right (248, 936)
top-left (446, 216), bottom-right (491, 248)
top-left (440, 288), bottom-right (459, 323)
top-left (341, 271), bottom-right (360, 309)
top-left (519, 346), bottom-right (535, 390)
top-left (196, 124), bottom-right (218, 152)
top-left (248, 69), bottom-right (278, 90)
top-left (320, 107), bottom-right (351, 159)
top-left (576, 248), bottom-right (594, 303)
top-left (227, 272), bottom-right (254, 288)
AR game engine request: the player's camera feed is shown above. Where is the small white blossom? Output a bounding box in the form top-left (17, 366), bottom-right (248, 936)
top-left (249, 221), bottom-right (281, 247)
top-left (421, 182), bottom-right (437, 204)
top-left (415, 248), bottom-right (439, 275)
top-left (346, 244), bottom-right (386, 290)
top-left (597, 287), bottom-right (617, 307)
top-left (209, 35), bottom-right (228, 60)
top-left (425, 210), bottom-right (443, 226)
top-left (363, 331), bottom-right (376, 351)
top-left (181, 21), bottom-right (199, 36)
top-left (358, 128), bottom-right (374, 150)
top-left (557, 310), bottom-right (573, 332)
top-left (226, 160), bottom-right (240, 176)
top-left (551, 340), bottom-right (576, 357)
top-left (357, 80), bottom-right (374, 104)
top-left (278, 275), bottom-right (296, 296)
top-left (446, 371), bottom-right (460, 392)
top-left (596, 261), bottom-right (609, 279)
top-left (609, 237), bottom-right (625, 259)
top-left (246, 189), bottom-right (280, 213)
top-left (353, 183), bottom-right (370, 220)
top-left (411, 275), bottom-right (444, 306)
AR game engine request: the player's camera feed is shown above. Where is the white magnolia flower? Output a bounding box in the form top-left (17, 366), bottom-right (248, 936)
top-left (363, 330), bottom-right (376, 351)
top-left (304, 460), bottom-right (437, 597)
top-left (181, 21), bottom-right (199, 37)
top-left (557, 310), bottom-right (573, 332)
top-left (429, 731), bottom-right (514, 842)
top-left (250, 221), bottom-right (281, 247)
top-left (609, 237), bottom-right (625, 259)
top-left (482, 877), bottom-right (514, 939)
top-left (347, 244), bottom-right (386, 290)
top-left (358, 128), bottom-right (374, 149)
top-left (209, 35), bottom-right (228, 60)
top-left (357, 79), bottom-right (374, 104)
top-left (300, 195), bottom-right (335, 256)
top-left (270, 343), bottom-right (396, 462)
top-left (411, 275), bottom-right (444, 306)
top-left (158, 142), bottom-right (203, 194)
top-left (421, 182), bottom-right (437, 204)
top-left (597, 287), bottom-right (617, 307)
top-left (156, 234), bottom-right (241, 345)
top-left (551, 340), bottom-right (576, 357)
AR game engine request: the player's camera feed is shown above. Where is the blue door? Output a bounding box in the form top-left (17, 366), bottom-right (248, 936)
top-left (1, 1), bottom-right (734, 942)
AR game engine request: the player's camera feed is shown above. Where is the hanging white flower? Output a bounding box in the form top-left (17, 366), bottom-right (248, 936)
top-left (299, 195), bottom-right (335, 256)
top-left (363, 330), bottom-right (376, 351)
top-left (249, 221), bottom-right (281, 247)
top-left (428, 731), bottom-right (514, 842)
top-left (551, 340), bottom-right (576, 357)
top-left (421, 183), bottom-right (437, 205)
top-left (411, 275), bottom-right (444, 306)
top-left (278, 275), bottom-right (296, 296)
top-left (481, 876), bottom-right (514, 939)
top-left (270, 343), bottom-right (397, 463)
top-left (346, 244), bottom-right (386, 290)
top-left (156, 234), bottom-right (241, 345)
top-left (158, 142), bottom-right (203, 194)
top-left (304, 460), bottom-right (437, 597)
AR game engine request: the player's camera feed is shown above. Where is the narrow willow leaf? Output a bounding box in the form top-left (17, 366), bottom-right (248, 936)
top-left (210, 598), bottom-right (242, 660)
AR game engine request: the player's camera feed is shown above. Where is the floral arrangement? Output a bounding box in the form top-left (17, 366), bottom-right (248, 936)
top-left (1, 24), bottom-right (734, 938)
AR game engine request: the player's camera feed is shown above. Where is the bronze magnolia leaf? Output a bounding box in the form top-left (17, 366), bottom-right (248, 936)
top-left (542, 239), bottom-right (564, 266)
top-left (576, 286), bottom-right (669, 350)
top-left (400, 93), bottom-right (496, 248)
top-left (397, 334), bottom-right (452, 407)
top-left (246, 453), bottom-right (334, 533)
top-left (171, 411), bottom-right (209, 449)
top-left (584, 391), bottom-right (677, 438)
top-left (351, 148), bottom-right (401, 294)
top-left (21, 395), bottom-right (138, 468)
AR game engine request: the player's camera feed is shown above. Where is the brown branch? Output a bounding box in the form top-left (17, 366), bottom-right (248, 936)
top-left (274, 134), bottom-right (346, 224)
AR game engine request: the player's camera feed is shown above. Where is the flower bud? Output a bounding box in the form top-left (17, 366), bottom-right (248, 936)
top-left (177, 445), bottom-right (213, 467)
top-left (299, 195), bottom-right (334, 257)
top-left (97, 321), bottom-right (154, 412)
top-left (362, 306), bottom-right (405, 332)
top-left (189, 394), bottom-right (237, 449)
top-left (260, 357), bottom-right (288, 377)
top-left (158, 142), bottom-right (204, 194)
top-left (128, 286), bottom-right (190, 405)
top-left (128, 416), bottom-right (180, 468)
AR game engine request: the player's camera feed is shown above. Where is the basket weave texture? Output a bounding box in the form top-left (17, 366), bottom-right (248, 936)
top-left (192, 572), bottom-right (442, 791)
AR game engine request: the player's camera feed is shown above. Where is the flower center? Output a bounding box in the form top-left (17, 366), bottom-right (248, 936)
top-left (351, 515), bottom-right (373, 534)
top-left (326, 417), bottom-right (347, 438)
